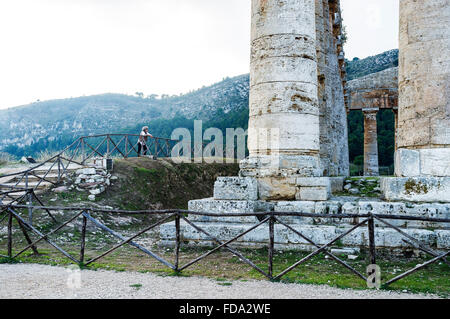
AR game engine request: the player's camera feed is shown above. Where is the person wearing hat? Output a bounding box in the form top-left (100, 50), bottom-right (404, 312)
top-left (137, 126), bottom-right (153, 157)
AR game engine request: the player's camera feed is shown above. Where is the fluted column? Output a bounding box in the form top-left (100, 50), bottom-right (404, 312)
top-left (363, 108), bottom-right (379, 176)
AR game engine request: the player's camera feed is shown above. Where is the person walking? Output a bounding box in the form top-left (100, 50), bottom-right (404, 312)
top-left (137, 126), bottom-right (153, 157)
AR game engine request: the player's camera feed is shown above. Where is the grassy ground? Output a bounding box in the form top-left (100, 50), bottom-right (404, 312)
top-left (0, 229), bottom-right (448, 297)
top-left (1, 158), bottom-right (448, 297)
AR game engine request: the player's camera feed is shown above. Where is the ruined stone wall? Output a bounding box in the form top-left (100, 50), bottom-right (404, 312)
top-left (316, 0), bottom-right (349, 177)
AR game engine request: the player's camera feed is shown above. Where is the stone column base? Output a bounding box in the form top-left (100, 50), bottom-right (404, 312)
top-left (381, 177), bottom-right (450, 203)
top-left (214, 176), bottom-right (331, 201)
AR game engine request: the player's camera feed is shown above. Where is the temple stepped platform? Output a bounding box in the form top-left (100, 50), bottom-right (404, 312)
top-left (159, 197), bottom-right (450, 253)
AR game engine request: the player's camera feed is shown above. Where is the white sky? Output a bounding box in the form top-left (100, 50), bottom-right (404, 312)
top-left (0, 0), bottom-right (399, 110)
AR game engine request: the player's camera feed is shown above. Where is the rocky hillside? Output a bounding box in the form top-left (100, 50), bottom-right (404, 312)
top-left (346, 49), bottom-right (398, 81)
top-left (1, 50), bottom-right (397, 158)
top-left (0, 75), bottom-right (249, 157)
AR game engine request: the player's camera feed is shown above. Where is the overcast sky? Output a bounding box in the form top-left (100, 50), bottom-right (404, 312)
top-left (0, 0), bottom-right (399, 110)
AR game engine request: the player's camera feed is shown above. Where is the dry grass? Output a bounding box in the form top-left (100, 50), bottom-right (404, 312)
top-left (0, 152), bottom-right (15, 167)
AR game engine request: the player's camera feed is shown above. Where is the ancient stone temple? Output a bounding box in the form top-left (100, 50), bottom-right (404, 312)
top-left (160, 0), bottom-right (450, 252)
top-left (381, 0), bottom-right (450, 203)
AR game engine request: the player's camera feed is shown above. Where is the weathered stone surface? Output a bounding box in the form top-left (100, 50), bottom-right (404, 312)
top-left (395, 149), bottom-right (421, 177)
top-left (296, 187), bottom-right (329, 201)
top-left (53, 186), bottom-right (68, 193)
top-left (329, 177), bottom-right (345, 193)
top-left (316, 0), bottom-right (349, 177)
top-left (296, 177), bottom-right (330, 187)
top-left (188, 198), bottom-right (272, 223)
top-left (436, 230), bottom-right (450, 249)
top-left (161, 196), bottom-right (450, 252)
top-left (395, 148), bottom-right (450, 177)
top-left (160, 218), bottom-right (447, 251)
top-left (395, 0), bottom-right (450, 180)
top-left (213, 177), bottom-right (258, 201)
top-left (75, 168), bottom-right (96, 175)
top-left (381, 177), bottom-right (450, 203)
top-left (243, 0), bottom-right (324, 199)
top-left (295, 178), bottom-right (331, 201)
top-left (258, 177), bottom-right (297, 201)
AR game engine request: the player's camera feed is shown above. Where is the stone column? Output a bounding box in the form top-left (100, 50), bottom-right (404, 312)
top-left (396, 0), bottom-right (450, 176)
top-left (363, 108), bottom-right (379, 176)
top-left (382, 0), bottom-right (450, 202)
top-left (240, 0), bottom-right (330, 201)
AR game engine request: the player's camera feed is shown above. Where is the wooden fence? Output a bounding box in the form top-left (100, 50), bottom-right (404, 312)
top-left (1, 201), bottom-right (448, 288)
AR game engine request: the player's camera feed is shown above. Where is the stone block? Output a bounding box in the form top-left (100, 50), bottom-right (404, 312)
top-left (395, 149), bottom-right (420, 177)
top-left (381, 177), bottom-right (450, 203)
top-left (329, 177), bottom-right (345, 193)
top-left (331, 248), bottom-right (360, 256)
top-left (76, 168), bottom-right (96, 175)
top-left (296, 187), bottom-right (329, 201)
top-left (295, 177), bottom-right (331, 201)
top-left (213, 177), bottom-right (258, 201)
top-left (296, 177), bottom-right (331, 187)
top-left (274, 201), bottom-right (316, 224)
top-left (340, 227), bottom-right (436, 248)
top-left (419, 148), bottom-right (450, 177)
top-left (187, 198), bottom-right (272, 223)
top-left (436, 230), bottom-right (450, 249)
top-left (258, 177), bottom-right (297, 201)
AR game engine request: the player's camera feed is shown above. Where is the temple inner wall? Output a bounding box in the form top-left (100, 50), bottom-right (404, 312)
top-left (316, 0), bottom-right (350, 178)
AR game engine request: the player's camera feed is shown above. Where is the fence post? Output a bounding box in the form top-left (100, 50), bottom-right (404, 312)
top-left (25, 173), bottom-right (33, 226)
top-left (57, 156), bottom-right (61, 183)
top-left (368, 214), bottom-right (376, 265)
top-left (125, 135), bottom-right (128, 158)
top-left (175, 213), bottom-right (181, 271)
top-left (165, 140), bottom-right (170, 158)
top-left (268, 214), bottom-right (275, 280)
top-left (7, 210), bottom-right (13, 258)
top-left (81, 138), bottom-right (86, 163)
top-left (80, 213), bottom-right (87, 264)
top-left (106, 135), bottom-right (110, 158)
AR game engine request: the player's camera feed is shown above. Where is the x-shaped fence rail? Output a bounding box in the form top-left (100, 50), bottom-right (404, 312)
top-left (1, 202), bottom-right (448, 288)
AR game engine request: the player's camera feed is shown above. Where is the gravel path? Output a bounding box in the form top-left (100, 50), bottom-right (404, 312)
top-left (0, 264), bottom-right (441, 299)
